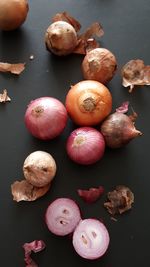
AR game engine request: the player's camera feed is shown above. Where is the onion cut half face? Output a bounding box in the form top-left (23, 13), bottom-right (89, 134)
top-left (72, 218), bottom-right (110, 259)
top-left (45, 198), bottom-right (81, 236)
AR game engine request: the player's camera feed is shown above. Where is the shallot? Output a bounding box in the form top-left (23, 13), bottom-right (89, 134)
top-left (66, 127), bottom-right (105, 165)
top-left (100, 103), bottom-right (142, 148)
top-left (23, 151), bottom-right (56, 187)
top-left (45, 198), bottom-right (81, 236)
top-left (25, 97), bottom-right (67, 140)
top-left (0, 0), bottom-right (29, 31)
top-left (72, 219), bottom-right (110, 260)
top-left (82, 48), bottom-right (117, 84)
top-left (65, 80), bottom-right (112, 126)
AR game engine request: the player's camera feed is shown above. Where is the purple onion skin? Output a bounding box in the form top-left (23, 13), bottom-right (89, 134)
top-left (66, 127), bottom-right (105, 165)
top-left (25, 97), bottom-right (67, 140)
top-left (45, 198), bottom-right (81, 236)
top-left (101, 112), bottom-right (142, 148)
top-left (72, 219), bottom-right (110, 260)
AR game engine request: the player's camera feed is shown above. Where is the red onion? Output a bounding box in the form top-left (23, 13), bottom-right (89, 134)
top-left (101, 112), bottom-right (142, 148)
top-left (66, 127), bottom-right (105, 165)
top-left (45, 198), bottom-right (81, 236)
top-left (25, 97), bottom-right (67, 140)
top-left (72, 219), bottom-right (110, 260)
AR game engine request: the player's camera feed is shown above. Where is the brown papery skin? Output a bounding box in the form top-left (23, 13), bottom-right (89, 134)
top-left (11, 180), bottom-right (50, 202)
top-left (101, 112), bottom-right (142, 148)
top-left (45, 21), bottom-right (78, 56)
top-left (82, 48), bottom-right (117, 84)
top-left (65, 80), bottom-right (112, 126)
top-left (0, 0), bottom-right (29, 31)
top-left (23, 151), bottom-right (56, 187)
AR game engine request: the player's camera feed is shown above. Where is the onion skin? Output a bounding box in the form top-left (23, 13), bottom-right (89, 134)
top-left (101, 112), bottom-right (142, 148)
top-left (77, 186), bottom-right (104, 203)
top-left (23, 151), bottom-right (56, 187)
top-left (72, 219), bottom-right (110, 260)
top-left (45, 21), bottom-right (78, 56)
top-left (11, 180), bottom-right (51, 202)
top-left (25, 97), bottom-right (67, 140)
top-left (65, 80), bottom-right (112, 126)
top-left (45, 198), bottom-right (81, 236)
top-left (82, 48), bottom-right (117, 84)
top-left (66, 127), bottom-right (105, 165)
top-left (0, 0), bottom-right (29, 31)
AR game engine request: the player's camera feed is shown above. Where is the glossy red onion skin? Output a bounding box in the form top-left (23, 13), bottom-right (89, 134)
top-left (72, 219), bottom-right (110, 260)
top-left (45, 198), bottom-right (81, 236)
top-left (25, 97), bottom-right (67, 140)
top-left (78, 186), bottom-right (104, 203)
top-left (101, 112), bottom-right (142, 148)
top-left (66, 127), bottom-right (105, 165)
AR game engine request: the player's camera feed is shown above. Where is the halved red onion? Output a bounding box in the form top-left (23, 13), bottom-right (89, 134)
top-left (45, 198), bottom-right (81, 236)
top-left (72, 219), bottom-right (110, 260)
top-left (66, 127), bottom-right (105, 165)
top-left (25, 97), bottom-right (67, 140)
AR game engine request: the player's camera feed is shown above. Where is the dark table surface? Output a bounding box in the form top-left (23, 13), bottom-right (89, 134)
top-left (0, 0), bottom-right (150, 266)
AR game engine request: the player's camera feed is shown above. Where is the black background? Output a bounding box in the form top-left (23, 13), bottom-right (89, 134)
top-left (0, 0), bottom-right (150, 266)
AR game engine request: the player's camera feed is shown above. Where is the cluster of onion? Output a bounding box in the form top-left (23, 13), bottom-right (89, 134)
top-left (2, 3), bottom-right (142, 262)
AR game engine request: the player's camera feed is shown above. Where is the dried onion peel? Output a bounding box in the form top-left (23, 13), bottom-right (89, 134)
top-left (11, 180), bottom-right (50, 202)
top-left (0, 62), bottom-right (25, 75)
top-left (0, 89), bottom-right (11, 103)
top-left (23, 240), bottom-right (46, 267)
top-left (122, 59), bottom-right (150, 92)
top-left (104, 185), bottom-right (134, 215)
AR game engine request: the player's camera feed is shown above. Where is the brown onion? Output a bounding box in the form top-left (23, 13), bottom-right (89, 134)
top-left (23, 151), bottom-right (56, 187)
top-left (101, 112), bottom-right (142, 148)
top-left (65, 80), bottom-right (112, 126)
top-left (82, 48), bottom-right (117, 84)
top-left (45, 21), bottom-right (78, 56)
top-left (0, 0), bottom-right (29, 31)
